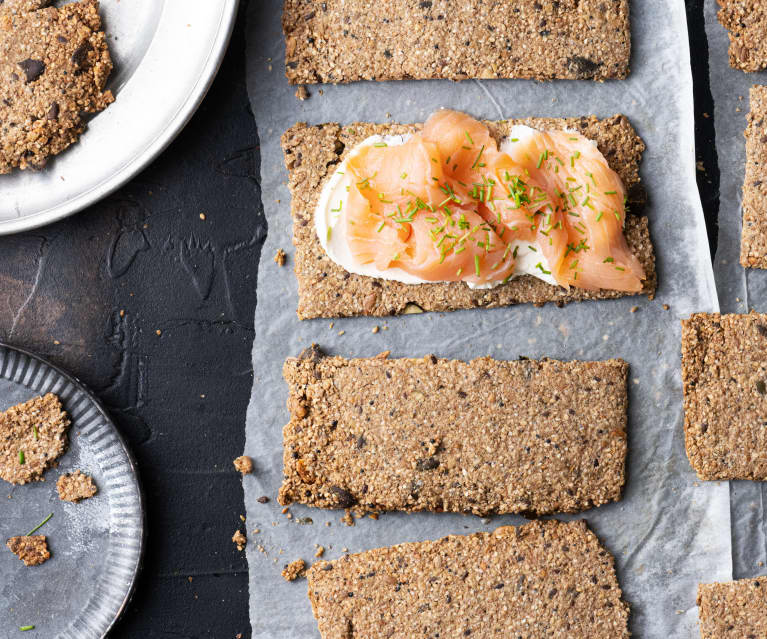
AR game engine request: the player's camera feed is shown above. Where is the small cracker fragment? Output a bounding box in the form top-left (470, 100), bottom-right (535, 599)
top-left (280, 348), bottom-right (628, 516)
top-left (306, 520), bottom-right (629, 638)
top-left (697, 577), bottom-right (767, 638)
top-left (6, 535), bottom-right (50, 566)
top-left (717, 0), bottom-right (767, 72)
top-left (56, 470), bottom-right (97, 503)
top-left (233, 455), bottom-right (254, 475)
top-left (232, 529), bottom-right (247, 551)
top-left (274, 248), bottom-right (287, 267)
top-left (283, 0), bottom-right (630, 83)
top-left (0, 0), bottom-right (114, 173)
top-left (282, 115), bottom-right (656, 319)
top-left (294, 85), bottom-right (309, 101)
top-left (741, 86), bottom-right (767, 267)
top-left (0, 393), bottom-right (70, 485)
top-left (682, 312), bottom-right (767, 480)
top-left (281, 558), bottom-right (306, 582)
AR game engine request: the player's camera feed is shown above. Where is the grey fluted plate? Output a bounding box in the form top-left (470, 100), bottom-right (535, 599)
top-left (0, 0), bottom-right (239, 234)
top-left (0, 344), bottom-right (143, 639)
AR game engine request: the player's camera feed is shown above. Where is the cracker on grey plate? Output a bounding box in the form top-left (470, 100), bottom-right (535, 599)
top-left (682, 312), bottom-right (767, 480)
top-left (717, 0), bottom-right (767, 72)
top-left (0, 393), bottom-right (70, 485)
top-left (0, 0), bottom-right (114, 174)
top-left (283, 0), bottom-right (631, 84)
top-left (307, 519), bottom-right (630, 639)
top-left (741, 85), bottom-right (767, 268)
top-left (697, 577), bottom-right (767, 638)
top-left (57, 469), bottom-right (97, 503)
top-left (6, 535), bottom-right (50, 566)
top-left (283, 115), bottom-right (656, 319)
top-left (279, 346), bottom-right (628, 516)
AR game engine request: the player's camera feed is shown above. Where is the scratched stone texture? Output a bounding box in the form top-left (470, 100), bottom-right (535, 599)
top-left (0, 1), bottom-right (263, 637)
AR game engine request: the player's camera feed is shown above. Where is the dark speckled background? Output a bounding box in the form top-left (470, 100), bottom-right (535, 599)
top-left (0, 1), bottom-right (719, 636)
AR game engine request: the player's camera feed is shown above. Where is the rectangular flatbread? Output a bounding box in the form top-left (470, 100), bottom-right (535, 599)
top-left (681, 312), bottom-right (767, 480)
top-left (279, 346), bottom-right (628, 516)
top-left (283, 115), bottom-right (657, 319)
top-left (306, 519), bottom-right (630, 639)
top-left (697, 577), bottom-right (767, 638)
top-left (283, 0), bottom-right (631, 83)
top-left (741, 85), bottom-right (767, 267)
top-left (717, 0), bottom-right (767, 72)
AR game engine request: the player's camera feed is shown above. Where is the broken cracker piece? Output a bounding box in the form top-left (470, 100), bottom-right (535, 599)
top-left (281, 558), bottom-right (306, 582)
top-left (7, 535), bottom-right (50, 566)
top-left (233, 455), bottom-right (254, 475)
top-left (274, 248), bottom-right (287, 266)
top-left (232, 529), bottom-right (247, 551)
top-left (697, 577), bottom-right (767, 638)
top-left (57, 470), bottom-right (97, 503)
top-left (0, 393), bottom-right (70, 485)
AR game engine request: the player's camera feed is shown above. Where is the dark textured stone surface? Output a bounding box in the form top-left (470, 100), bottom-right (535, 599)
top-left (0, 1), bottom-right (717, 636)
top-left (0, 1), bottom-right (263, 637)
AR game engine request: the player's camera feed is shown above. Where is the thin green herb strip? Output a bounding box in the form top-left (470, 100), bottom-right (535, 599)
top-left (27, 513), bottom-right (53, 536)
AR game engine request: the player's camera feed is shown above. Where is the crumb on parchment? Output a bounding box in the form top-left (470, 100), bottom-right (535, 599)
top-left (274, 249), bottom-right (287, 266)
top-left (233, 455), bottom-right (254, 475)
top-left (281, 558), bottom-right (306, 582)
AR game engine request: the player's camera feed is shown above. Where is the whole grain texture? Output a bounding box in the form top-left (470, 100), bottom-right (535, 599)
top-left (283, 0), bottom-right (630, 84)
top-left (717, 0), bottom-right (767, 72)
top-left (279, 347), bottom-right (628, 516)
top-left (0, 393), bottom-right (70, 485)
top-left (697, 577), bottom-right (767, 638)
top-left (6, 535), bottom-right (50, 566)
top-left (57, 470), bottom-right (97, 502)
top-left (682, 313), bottom-right (767, 480)
top-left (0, 0), bottom-right (114, 173)
top-left (306, 519), bottom-right (630, 639)
top-left (283, 115), bottom-right (655, 319)
top-left (741, 85), bottom-right (767, 267)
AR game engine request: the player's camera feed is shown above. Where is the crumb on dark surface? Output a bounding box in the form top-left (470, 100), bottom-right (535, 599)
top-left (232, 529), bottom-right (247, 551)
top-left (233, 455), bottom-right (254, 475)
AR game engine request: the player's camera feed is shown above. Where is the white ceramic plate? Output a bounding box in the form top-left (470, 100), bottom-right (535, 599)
top-left (0, 0), bottom-right (239, 233)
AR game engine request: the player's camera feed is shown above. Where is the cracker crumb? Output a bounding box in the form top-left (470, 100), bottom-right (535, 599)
top-left (315, 545), bottom-right (325, 558)
top-left (7, 535), bottom-right (50, 566)
top-left (155, 329), bottom-right (162, 336)
top-left (630, 305), bottom-right (639, 313)
top-left (257, 495), bottom-right (270, 504)
top-left (56, 470), bottom-right (97, 503)
top-left (274, 248), bottom-right (287, 267)
top-left (233, 455), bottom-right (254, 475)
top-left (371, 325), bottom-right (379, 333)
top-left (341, 509), bottom-right (355, 527)
top-left (662, 304), bottom-right (669, 310)
top-left (295, 85), bottom-right (309, 100)
top-left (232, 529), bottom-right (247, 551)
top-left (281, 558), bottom-right (306, 581)
top-left (337, 330), bottom-right (345, 336)
top-left (199, 212), bottom-right (206, 220)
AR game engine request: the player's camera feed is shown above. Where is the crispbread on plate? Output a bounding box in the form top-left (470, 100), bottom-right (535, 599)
top-left (741, 85), bottom-right (767, 267)
top-left (307, 519), bottom-right (630, 639)
top-left (283, 0), bottom-right (631, 84)
top-left (280, 346), bottom-right (628, 516)
top-left (681, 312), bottom-right (767, 480)
top-left (283, 115), bottom-right (656, 319)
top-left (697, 577), bottom-right (767, 638)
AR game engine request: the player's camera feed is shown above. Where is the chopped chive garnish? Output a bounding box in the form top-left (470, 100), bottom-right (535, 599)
top-left (464, 131), bottom-right (474, 145)
top-left (528, 245), bottom-right (537, 252)
top-left (326, 228), bottom-right (332, 242)
top-left (603, 257), bottom-right (615, 263)
top-left (474, 255), bottom-right (481, 277)
top-left (26, 513), bottom-right (53, 536)
top-left (400, 172), bottom-right (408, 179)
top-left (615, 266), bottom-right (625, 271)
top-left (18, 450), bottom-right (24, 465)
top-left (330, 200), bottom-right (342, 212)
top-left (19, 627), bottom-right (35, 632)
top-left (596, 211), bottom-right (604, 222)
top-left (604, 190), bottom-right (617, 195)
top-left (536, 152), bottom-right (545, 169)
top-left (535, 262), bottom-right (551, 275)
top-left (33, 425), bottom-right (38, 440)
top-left (376, 221), bottom-right (385, 232)
top-left (373, 142), bottom-right (388, 147)
top-left (510, 137), bottom-right (519, 142)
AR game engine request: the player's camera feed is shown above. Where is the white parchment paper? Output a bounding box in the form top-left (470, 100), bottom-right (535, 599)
top-left (705, 0), bottom-right (767, 579)
top-left (244, 1), bottom-right (730, 636)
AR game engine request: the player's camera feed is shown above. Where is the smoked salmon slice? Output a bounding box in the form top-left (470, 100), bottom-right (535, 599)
top-left (340, 110), bottom-right (645, 292)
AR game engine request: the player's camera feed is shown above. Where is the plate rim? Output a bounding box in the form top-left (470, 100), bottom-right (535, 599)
top-left (0, 340), bottom-right (146, 638)
top-left (0, 0), bottom-right (240, 236)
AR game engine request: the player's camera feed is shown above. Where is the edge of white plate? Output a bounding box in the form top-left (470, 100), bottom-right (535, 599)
top-left (0, 0), bottom-right (240, 235)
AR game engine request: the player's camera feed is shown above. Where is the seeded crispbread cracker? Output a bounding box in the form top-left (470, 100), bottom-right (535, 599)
top-left (283, 115), bottom-right (656, 319)
top-left (6, 534), bottom-right (50, 566)
top-left (283, 0), bottom-right (630, 84)
top-left (307, 519), bottom-right (630, 638)
top-left (717, 0), bottom-right (767, 72)
top-left (697, 578), bottom-right (767, 638)
top-left (279, 346), bottom-right (628, 516)
top-left (682, 313), bottom-right (767, 480)
top-left (0, 393), bottom-right (70, 485)
top-left (57, 469), bottom-right (97, 503)
top-left (0, 0), bottom-right (114, 174)
top-left (741, 86), bottom-right (767, 267)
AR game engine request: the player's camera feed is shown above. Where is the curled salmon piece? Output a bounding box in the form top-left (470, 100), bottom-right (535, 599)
top-left (340, 109), bottom-right (645, 292)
